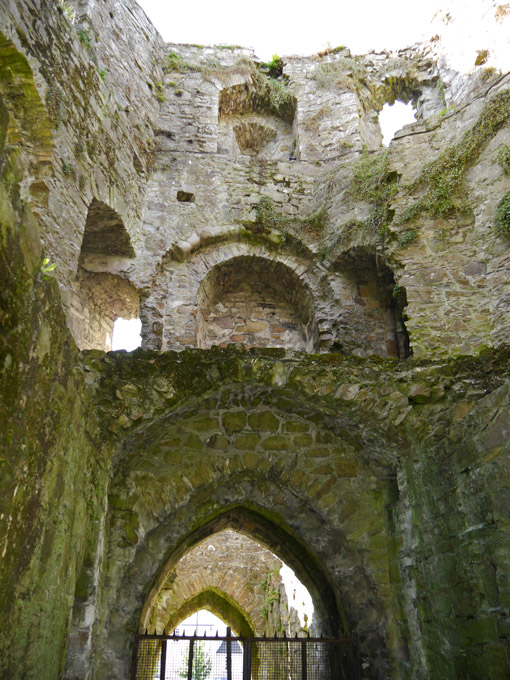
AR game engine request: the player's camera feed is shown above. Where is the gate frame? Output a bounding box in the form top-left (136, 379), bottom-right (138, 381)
top-left (131, 627), bottom-right (361, 680)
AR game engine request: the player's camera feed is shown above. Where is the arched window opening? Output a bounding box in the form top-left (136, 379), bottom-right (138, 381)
top-left (379, 100), bottom-right (417, 146)
top-left (174, 610), bottom-right (228, 636)
top-left (197, 257), bottom-right (317, 352)
top-left (69, 199), bottom-right (138, 350)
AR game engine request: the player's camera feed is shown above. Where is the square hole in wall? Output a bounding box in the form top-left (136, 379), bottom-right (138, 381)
top-left (177, 190), bottom-right (195, 202)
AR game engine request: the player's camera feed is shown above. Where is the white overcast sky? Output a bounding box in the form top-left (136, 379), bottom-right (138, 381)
top-left (136, 0), bottom-right (443, 60)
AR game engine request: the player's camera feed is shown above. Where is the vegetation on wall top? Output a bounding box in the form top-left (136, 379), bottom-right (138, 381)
top-left (163, 50), bottom-right (294, 121)
top-left (312, 57), bottom-right (368, 92)
top-left (254, 195), bottom-right (328, 236)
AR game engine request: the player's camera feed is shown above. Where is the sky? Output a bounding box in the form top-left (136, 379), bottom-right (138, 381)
top-left (136, 0), bottom-right (443, 60)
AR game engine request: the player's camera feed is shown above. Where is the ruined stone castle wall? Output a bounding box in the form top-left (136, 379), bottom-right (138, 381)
top-left (1, 1), bottom-right (510, 680)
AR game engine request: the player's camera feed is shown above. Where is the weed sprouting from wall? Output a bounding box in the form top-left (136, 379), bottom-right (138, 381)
top-left (162, 51), bottom-right (294, 120)
top-left (498, 144), bottom-right (510, 173)
top-left (77, 28), bottom-right (92, 52)
top-left (312, 58), bottom-right (367, 92)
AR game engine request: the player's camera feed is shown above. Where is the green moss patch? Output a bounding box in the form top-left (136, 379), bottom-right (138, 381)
top-left (350, 149), bottom-right (398, 237)
top-left (494, 191), bottom-right (510, 237)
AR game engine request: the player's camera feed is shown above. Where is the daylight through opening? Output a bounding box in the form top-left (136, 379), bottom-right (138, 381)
top-left (379, 100), bottom-right (417, 146)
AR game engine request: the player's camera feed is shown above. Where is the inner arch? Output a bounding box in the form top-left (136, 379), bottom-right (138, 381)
top-left (196, 256), bottom-right (318, 351)
top-left (164, 589), bottom-right (256, 638)
top-left (139, 505), bottom-right (344, 639)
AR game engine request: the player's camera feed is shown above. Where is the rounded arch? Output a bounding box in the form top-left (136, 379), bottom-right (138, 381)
top-left (142, 240), bottom-right (323, 351)
top-left (163, 588), bottom-right (256, 638)
top-left (196, 255), bottom-right (318, 351)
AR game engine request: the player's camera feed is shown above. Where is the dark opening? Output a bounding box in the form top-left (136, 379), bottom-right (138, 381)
top-left (177, 190), bottom-right (195, 202)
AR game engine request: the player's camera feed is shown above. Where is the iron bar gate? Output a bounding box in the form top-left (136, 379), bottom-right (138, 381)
top-left (132, 628), bottom-right (361, 680)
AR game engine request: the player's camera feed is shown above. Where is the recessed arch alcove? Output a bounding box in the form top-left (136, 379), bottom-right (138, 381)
top-left (196, 255), bottom-right (318, 351)
top-left (328, 246), bottom-right (411, 358)
top-left (69, 198), bottom-right (139, 350)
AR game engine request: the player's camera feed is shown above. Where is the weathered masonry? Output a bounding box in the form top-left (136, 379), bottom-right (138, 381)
top-left (0, 0), bottom-right (510, 679)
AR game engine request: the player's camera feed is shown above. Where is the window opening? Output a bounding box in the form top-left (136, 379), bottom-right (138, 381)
top-left (112, 317), bottom-right (142, 351)
top-left (379, 100), bottom-right (416, 146)
top-left (174, 611), bottom-right (228, 637)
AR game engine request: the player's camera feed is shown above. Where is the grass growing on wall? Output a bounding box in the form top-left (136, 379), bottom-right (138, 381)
top-left (349, 149), bottom-right (398, 237)
top-left (401, 89), bottom-right (510, 223)
top-left (162, 51), bottom-right (294, 120)
top-left (494, 191), bottom-right (510, 237)
top-left (255, 196), bottom-right (327, 235)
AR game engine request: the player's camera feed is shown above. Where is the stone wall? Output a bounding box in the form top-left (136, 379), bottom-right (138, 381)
top-left (1, 1), bottom-right (510, 680)
top-left (0, 43), bottom-right (111, 677)
top-left (73, 346), bottom-right (509, 680)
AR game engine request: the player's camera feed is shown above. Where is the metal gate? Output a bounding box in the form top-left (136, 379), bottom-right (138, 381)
top-left (132, 629), bottom-right (361, 680)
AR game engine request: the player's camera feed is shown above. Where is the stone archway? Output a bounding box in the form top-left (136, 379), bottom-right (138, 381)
top-left (75, 351), bottom-right (407, 680)
top-left (138, 506), bottom-right (344, 641)
top-left (96, 478), bottom-right (392, 679)
top-left (196, 255), bottom-right (318, 351)
top-left (147, 529), bottom-right (286, 637)
top-left (163, 588), bottom-right (256, 638)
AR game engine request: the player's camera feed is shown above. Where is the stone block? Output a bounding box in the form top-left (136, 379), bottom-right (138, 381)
top-left (261, 435), bottom-right (291, 450)
top-left (285, 421), bottom-right (310, 433)
top-left (248, 411), bottom-right (280, 431)
top-left (307, 447), bottom-right (330, 458)
top-left (234, 433), bottom-right (261, 449)
top-left (457, 616), bottom-right (497, 646)
top-left (334, 459), bottom-right (358, 477)
top-left (189, 416), bottom-right (219, 431)
top-left (223, 412), bottom-right (247, 431)
top-left (293, 433), bottom-right (314, 447)
top-left (206, 433), bottom-right (229, 449)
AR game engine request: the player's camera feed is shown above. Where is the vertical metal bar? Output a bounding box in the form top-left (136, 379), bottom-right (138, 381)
top-left (329, 640), bottom-right (337, 680)
top-left (243, 638), bottom-right (252, 680)
top-left (355, 638), bottom-right (361, 680)
top-left (301, 639), bottom-right (307, 680)
top-left (131, 635), bottom-right (139, 680)
top-left (159, 638), bottom-right (167, 680)
top-left (187, 638), bottom-right (195, 680)
top-left (226, 627), bottom-right (232, 680)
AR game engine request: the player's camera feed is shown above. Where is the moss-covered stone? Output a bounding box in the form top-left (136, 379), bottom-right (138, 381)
top-left (234, 433), bottom-right (261, 450)
top-left (223, 411), bottom-right (247, 431)
top-left (206, 433), bottom-right (229, 449)
top-left (293, 433), bottom-right (314, 447)
top-left (261, 435), bottom-right (291, 451)
top-left (285, 421), bottom-right (310, 433)
top-left (248, 411), bottom-right (280, 432)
